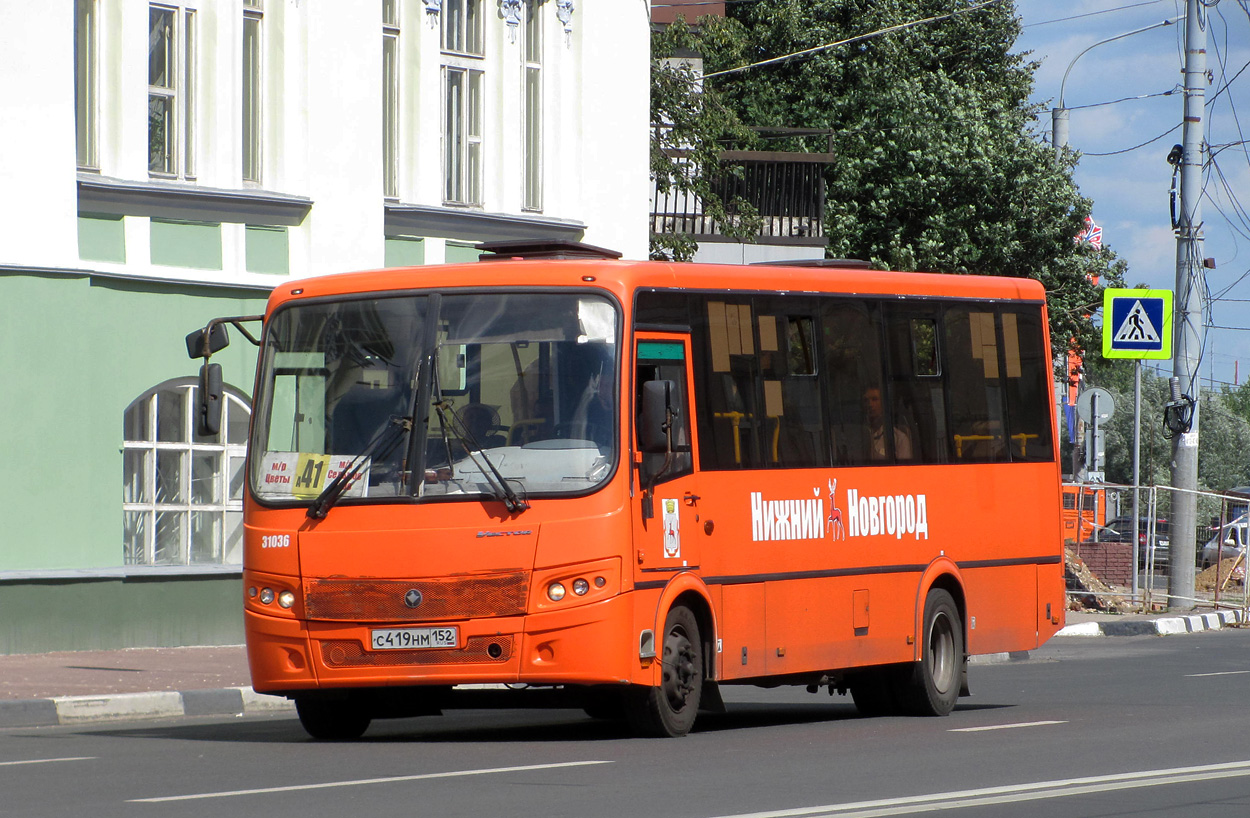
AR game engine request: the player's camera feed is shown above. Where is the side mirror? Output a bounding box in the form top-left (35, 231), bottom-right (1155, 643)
top-left (640, 380), bottom-right (675, 454)
top-left (198, 363), bottom-right (223, 437)
top-left (186, 323), bottom-right (230, 359)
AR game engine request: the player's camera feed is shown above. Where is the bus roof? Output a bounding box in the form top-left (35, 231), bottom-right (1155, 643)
top-left (265, 258), bottom-right (1048, 313)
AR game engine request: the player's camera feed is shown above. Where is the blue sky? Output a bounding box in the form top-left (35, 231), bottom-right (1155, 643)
top-left (1013, 0), bottom-right (1250, 388)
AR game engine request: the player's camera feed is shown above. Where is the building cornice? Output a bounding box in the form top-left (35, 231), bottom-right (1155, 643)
top-left (384, 202), bottom-right (585, 242)
top-left (77, 174), bottom-right (312, 226)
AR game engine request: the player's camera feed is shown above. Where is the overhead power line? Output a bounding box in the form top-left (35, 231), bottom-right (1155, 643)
top-left (703, 0), bottom-right (1009, 79)
top-left (1023, 0), bottom-right (1169, 28)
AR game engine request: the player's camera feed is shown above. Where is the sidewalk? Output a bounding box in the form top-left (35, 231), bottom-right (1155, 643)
top-left (0, 608), bottom-right (1245, 729)
top-left (0, 645), bottom-right (290, 729)
top-left (1058, 607), bottom-right (1246, 637)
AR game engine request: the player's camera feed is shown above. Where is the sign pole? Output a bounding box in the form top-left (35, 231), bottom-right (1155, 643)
top-left (1102, 288), bottom-right (1173, 603)
top-left (1169, 0), bottom-right (1208, 610)
top-left (1132, 359), bottom-right (1141, 599)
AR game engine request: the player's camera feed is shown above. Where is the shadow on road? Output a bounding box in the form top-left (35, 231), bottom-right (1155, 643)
top-left (80, 698), bottom-right (1016, 745)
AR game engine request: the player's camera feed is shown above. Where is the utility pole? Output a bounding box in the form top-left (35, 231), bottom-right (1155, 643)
top-left (1169, 0), bottom-right (1209, 609)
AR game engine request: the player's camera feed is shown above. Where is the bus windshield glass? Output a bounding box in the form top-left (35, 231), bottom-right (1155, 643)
top-left (250, 291), bottom-right (619, 507)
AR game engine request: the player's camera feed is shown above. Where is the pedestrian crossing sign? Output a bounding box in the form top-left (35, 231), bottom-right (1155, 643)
top-left (1102, 288), bottom-right (1173, 360)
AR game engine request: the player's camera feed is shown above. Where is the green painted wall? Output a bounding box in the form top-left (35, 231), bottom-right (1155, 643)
top-left (246, 225), bottom-right (290, 275)
top-left (78, 214), bottom-right (126, 263)
top-left (0, 272), bottom-right (268, 572)
top-left (446, 242), bottom-right (483, 263)
top-left (384, 235), bottom-right (425, 267)
top-left (0, 575), bottom-right (243, 655)
top-left (151, 219), bottom-right (223, 269)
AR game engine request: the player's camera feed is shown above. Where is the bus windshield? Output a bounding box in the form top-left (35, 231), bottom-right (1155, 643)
top-left (250, 291), bottom-right (619, 508)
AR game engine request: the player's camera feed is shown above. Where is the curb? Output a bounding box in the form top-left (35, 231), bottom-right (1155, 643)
top-left (0, 687), bottom-right (293, 729)
top-left (1056, 609), bottom-right (1246, 638)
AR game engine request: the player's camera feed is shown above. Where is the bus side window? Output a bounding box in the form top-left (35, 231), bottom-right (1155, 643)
top-left (700, 300), bottom-right (762, 469)
top-left (883, 306), bottom-right (948, 464)
top-left (821, 300), bottom-right (886, 465)
top-left (944, 307), bottom-right (1009, 461)
top-left (757, 310), bottom-right (827, 469)
top-left (1000, 308), bottom-right (1054, 461)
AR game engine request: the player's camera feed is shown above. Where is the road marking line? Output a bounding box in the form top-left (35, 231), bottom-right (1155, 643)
top-left (1185, 670), bottom-right (1250, 677)
top-left (0, 757), bottom-right (96, 767)
top-left (129, 760), bottom-right (613, 803)
top-left (706, 759), bottom-right (1250, 818)
top-left (949, 720), bottom-right (1066, 732)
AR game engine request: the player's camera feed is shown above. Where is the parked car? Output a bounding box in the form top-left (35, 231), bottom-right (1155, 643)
top-left (1083, 516), bottom-right (1171, 569)
top-left (1199, 513), bottom-right (1249, 570)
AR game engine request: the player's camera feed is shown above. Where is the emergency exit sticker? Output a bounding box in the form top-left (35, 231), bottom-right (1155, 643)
top-left (663, 498), bottom-right (681, 559)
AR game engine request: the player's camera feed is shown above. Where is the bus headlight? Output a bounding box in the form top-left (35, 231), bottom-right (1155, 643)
top-left (547, 582), bottom-right (566, 601)
top-left (278, 590), bottom-right (296, 609)
top-left (572, 578), bottom-right (590, 596)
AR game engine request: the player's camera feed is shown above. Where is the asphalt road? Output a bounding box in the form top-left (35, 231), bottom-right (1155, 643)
top-left (3, 630), bottom-right (1249, 818)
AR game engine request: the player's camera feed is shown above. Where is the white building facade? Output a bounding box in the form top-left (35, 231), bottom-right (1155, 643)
top-left (0, 0), bottom-right (649, 653)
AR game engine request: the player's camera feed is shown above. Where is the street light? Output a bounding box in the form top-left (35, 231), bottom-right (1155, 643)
top-left (1050, 16), bottom-right (1180, 600)
top-left (1051, 17), bottom-right (1180, 163)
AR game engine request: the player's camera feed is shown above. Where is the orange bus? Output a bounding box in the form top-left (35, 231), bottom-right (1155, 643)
top-left (1061, 483), bottom-right (1106, 546)
top-left (189, 241), bottom-right (1065, 739)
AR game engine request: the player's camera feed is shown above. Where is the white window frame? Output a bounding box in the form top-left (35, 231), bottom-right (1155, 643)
top-left (148, 4), bottom-right (196, 179)
top-left (441, 0), bottom-right (484, 56)
top-left (443, 65), bottom-right (483, 205)
top-left (383, 0), bottom-right (400, 198)
top-left (75, 0), bottom-right (99, 170)
top-left (123, 379), bottom-right (250, 566)
top-left (522, 0), bottom-right (542, 211)
top-left (242, 1), bottom-right (264, 183)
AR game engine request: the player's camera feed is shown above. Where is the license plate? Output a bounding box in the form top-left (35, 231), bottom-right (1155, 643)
top-left (370, 626), bottom-right (458, 651)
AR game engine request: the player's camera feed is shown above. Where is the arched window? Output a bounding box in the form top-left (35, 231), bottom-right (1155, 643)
top-left (122, 378), bottom-right (250, 565)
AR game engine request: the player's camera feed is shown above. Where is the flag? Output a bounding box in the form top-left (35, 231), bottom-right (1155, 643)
top-left (1076, 216), bottom-right (1103, 250)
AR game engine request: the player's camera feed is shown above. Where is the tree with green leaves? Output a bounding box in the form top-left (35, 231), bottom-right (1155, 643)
top-left (651, 0), bottom-right (1126, 363)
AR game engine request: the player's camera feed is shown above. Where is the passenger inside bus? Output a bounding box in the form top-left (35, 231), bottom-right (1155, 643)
top-left (863, 385), bottom-right (912, 460)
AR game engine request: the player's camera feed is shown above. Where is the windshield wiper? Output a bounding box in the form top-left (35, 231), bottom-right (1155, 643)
top-left (429, 352), bottom-right (528, 514)
top-left (307, 416), bottom-right (412, 520)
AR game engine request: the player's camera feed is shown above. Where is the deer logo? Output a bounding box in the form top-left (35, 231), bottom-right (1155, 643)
top-left (827, 478), bottom-right (845, 541)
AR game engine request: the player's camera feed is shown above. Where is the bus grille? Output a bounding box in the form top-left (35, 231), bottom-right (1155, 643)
top-left (303, 572), bottom-right (529, 622)
top-left (321, 635), bottom-right (514, 667)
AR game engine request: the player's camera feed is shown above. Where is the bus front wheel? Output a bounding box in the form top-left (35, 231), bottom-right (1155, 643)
top-left (295, 696), bottom-right (371, 740)
top-left (903, 588), bottom-right (964, 716)
top-left (627, 605), bottom-right (703, 737)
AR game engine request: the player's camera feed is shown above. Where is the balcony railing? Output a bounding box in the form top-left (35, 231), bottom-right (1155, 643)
top-left (651, 149), bottom-right (832, 244)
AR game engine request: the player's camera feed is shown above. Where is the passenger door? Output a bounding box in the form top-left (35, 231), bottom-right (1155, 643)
top-left (632, 333), bottom-right (701, 575)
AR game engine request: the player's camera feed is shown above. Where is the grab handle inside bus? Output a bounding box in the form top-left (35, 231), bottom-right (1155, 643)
top-left (640, 380), bottom-right (675, 454)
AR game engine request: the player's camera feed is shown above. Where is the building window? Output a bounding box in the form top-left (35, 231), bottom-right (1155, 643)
top-left (75, 0), bottom-right (98, 169)
top-left (123, 378), bottom-right (250, 566)
top-left (148, 4), bottom-right (195, 178)
top-left (444, 67), bottom-right (482, 205)
top-left (383, 0), bottom-right (400, 197)
top-left (242, 1), bottom-right (263, 183)
top-left (441, 0), bottom-right (483, 56)
top-left (522, 0), bottom-right (542, 210)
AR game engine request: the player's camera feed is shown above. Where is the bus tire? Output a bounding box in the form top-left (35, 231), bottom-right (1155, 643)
top-left (903, 588), bottom-right (963, 716)
top-left (626, 605), bottom-right (702, 737)
top-left (295, 697), bottom-right (371, 740)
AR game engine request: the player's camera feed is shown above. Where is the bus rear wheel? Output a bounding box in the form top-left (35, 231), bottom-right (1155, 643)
top-left (626, 605), bottom-right (702, 737)
top-left (902, 588), bottom-right (964, 716)
top-left (295, 697), bottom-right (371, 740)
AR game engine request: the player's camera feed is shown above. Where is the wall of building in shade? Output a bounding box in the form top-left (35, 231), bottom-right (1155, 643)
top-left (0, 1), bottom-right (649, 653)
